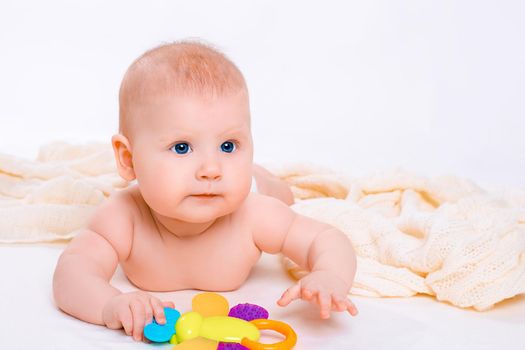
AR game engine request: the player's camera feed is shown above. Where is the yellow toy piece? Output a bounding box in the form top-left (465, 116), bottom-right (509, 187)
top-left (175, 311), bottom-right (260, 343)
top-left (192, 292), bottom-right (230, 317)
top-left (201, 316), bottom-right (260, 343)
top-left (171, 337), bottom-right (217, 349)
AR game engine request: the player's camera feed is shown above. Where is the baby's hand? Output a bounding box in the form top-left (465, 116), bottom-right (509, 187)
top-left (277, 270), bottom-right (358, 319)
top-left (102, 291), bottom-right (175, 342)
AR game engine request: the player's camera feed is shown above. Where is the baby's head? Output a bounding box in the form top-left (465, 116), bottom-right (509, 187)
top-left (112, 41), bottom-right (253, 223)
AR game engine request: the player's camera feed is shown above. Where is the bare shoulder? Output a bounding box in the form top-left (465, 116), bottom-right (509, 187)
top-left (243, 192), bottom-right (297, 254)
top-left (82, 186), bottom-right (138, 261)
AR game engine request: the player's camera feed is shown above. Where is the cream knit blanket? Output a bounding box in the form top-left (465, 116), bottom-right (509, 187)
top-left (1, 142), bottom-right (524, 311)
top-left (267, 163), bottom-right (525, 311)
top-left (0, 142), bottom-right (128, 242)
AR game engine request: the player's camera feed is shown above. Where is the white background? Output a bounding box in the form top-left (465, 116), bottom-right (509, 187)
top-left (1, 3), bottom-right (525, 349)
top-left (1, 0), bottom-right (524, 187)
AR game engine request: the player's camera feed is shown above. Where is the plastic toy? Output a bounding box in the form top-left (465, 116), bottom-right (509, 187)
top-left (143, 292), bottom-right (297, 349)
top-left (143, 307), bottom-right (180, 342)
top-left (193, 292), bottom-right (230, 317)
top-left (219, 303), bottom-right (270, 350)
top-left (240, 319), bottom-right (297, 350)
top-left (175, 311), bottom-right (260, 343)
top-left (229, 303), bottom-right (269, 321)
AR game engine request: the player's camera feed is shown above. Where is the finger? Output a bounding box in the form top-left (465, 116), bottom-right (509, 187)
top-left (118, 305), bottom-right (133, 337)
top-left (332, 295), bottom-right (347, 312)
top-left (301, 288), bottom-right (315, 302)
top-left (162, 301), bottom-right (175, 309)
top-left (150, 298), bottom-right (167, 325)
top-left (141, 299), bottom-right (154, 326)
top-left (104, 309), bottom-right (122, 330)
top-left (277, 283), bottom-right (302, 306)
top-left (318, 291), bottom-right (331, 319)
top-left (346, 299), bottom-right (359, 316)
top-left (130, 299), bottom-right (146, 342)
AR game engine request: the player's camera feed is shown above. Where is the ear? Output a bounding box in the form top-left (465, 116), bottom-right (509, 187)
top-left (111, 134), bottom-right (136, 181)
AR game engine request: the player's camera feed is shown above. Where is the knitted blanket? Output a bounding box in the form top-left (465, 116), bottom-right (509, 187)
top-left (1, 142), bottom-right (524, 311)
top-left (268, 163), bottom-right (525, 311)
top-left (0, 142), bottom-right (128, 242)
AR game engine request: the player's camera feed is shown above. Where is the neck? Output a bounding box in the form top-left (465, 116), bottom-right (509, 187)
top-left (150, 210), bottom-right (218, 238)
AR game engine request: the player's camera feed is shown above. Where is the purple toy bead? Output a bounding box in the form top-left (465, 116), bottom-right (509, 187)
top-left (217, 342), bottom-right (249, 350)
top-left (228, 303), bottom-right (269, 321)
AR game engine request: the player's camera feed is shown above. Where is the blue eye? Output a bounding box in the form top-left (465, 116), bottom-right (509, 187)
top-left (220, 141), bottom-right (236, 153)
top-left (170, 142), bottom-right (192, 154)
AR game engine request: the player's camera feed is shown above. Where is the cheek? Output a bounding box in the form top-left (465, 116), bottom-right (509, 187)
top-left (135, 157), bottom-right (190, 214)
top-left (223, 159), bottom-right (253, 195)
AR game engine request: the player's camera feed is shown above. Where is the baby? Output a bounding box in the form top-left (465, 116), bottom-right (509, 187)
top-left (53, 41), bottom-right (358, 342)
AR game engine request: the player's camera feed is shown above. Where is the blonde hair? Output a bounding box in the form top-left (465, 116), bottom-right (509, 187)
top-left (118, 40), bottom-right (247, 136)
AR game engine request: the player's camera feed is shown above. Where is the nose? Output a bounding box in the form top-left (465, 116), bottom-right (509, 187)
top-left (196, 155), bottom-right (222, 182)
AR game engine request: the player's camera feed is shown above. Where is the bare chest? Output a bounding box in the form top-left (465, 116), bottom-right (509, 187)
top-left (120, 213), bottom-right (261, 292)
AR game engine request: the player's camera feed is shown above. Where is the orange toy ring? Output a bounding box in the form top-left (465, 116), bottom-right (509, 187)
top-left (240, 319), bottom-right (297, 350)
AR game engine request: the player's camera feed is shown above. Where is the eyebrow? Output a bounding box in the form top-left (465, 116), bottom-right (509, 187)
top-left (158, 126), bottom-right (248, 144)
top-left (219, 126), bottom-right (248, 137)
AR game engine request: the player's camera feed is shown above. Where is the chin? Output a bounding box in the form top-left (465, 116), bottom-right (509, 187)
top-left (180, 206), bottom-right (228, 223)
top-left (176, 194), bottom-right (246, 223)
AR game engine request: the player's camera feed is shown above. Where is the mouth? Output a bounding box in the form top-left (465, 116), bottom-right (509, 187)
top-left (191, 194), bottom-right (219, 198)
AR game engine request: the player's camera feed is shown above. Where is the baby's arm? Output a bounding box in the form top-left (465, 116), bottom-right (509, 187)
top-left (252, 163), bottom-right (294, 205)
top-left (250, 195), bottom-right (358, 319)
top-left (53, 193), bottom-right (173, 341)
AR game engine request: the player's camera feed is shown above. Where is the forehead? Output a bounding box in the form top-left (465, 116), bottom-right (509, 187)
top-left (138, 91), bottom-right (251, 139)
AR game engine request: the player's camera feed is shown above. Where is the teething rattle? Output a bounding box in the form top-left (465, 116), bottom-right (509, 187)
top-left (143, 292), bottom-right (297, 349)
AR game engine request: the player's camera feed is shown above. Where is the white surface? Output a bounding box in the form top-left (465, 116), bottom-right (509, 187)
top-left (0, 244), bottom-right (524, 350)
top-left (1, 2), bottom-right (524, 349)
top-left (0, 1), bottom-right (524, 187)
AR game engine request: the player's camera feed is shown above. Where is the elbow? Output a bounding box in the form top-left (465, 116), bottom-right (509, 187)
top-left (52, 254), bottom-right (68, 311)
top-left (52, 252), bottom-right (81, 313)
top-left (341, 231), bottom-right (358, 282)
